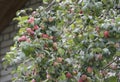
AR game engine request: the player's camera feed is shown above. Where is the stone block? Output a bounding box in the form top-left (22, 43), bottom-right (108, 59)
top-left (1, 67), bottom-right (13, 76)
top-left (10, 32), bottom-right (16, 39)
top-left (0, 74), bottom-right (12, 82)
top-left (1, 47), bottom-right (10, 55)
top-left (1, 39), bottom-right (13, 48)
top-left (2, 26), bottom-right (14, 34)
top-left (4, 34), bottom-right (9, 40)
top-left (0, 36), bottom-right (3, 42)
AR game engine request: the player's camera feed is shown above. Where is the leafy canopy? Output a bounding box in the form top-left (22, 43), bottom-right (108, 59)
top-left (3, 0), bottom-right (120, 82)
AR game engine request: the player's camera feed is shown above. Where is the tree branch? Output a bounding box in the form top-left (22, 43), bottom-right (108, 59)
top-left (101, 57), bottom-right (119, 70)
top-left (45, 0), bottom-right (56, 11)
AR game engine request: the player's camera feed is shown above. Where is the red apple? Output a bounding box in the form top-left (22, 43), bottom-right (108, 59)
top-left (87, 67), bottom-right (93, 73)
top-left (79, 10), bottom-right (83, 14)
top-left (26, 28), bottom-right (34, 35)
top-left (28, 17), bottom-right (34, 24)
top-left (81, 74), bottom-right (87, 81)
top-left (56, 57), bottom-right (63, 63)
top-left (104, 31), bottom-right (109, 38)
top-left (78, 78), bottom-right (84, 82)
top-left (31, 79), bottom-right (36, 82)
top-left (18, 35), bottom-right (27, 42)
top-left (42, 34), bottom-right (49, 39)
top-left (66, 72), bottom-right (72, 78)
top-left (53, 62), bottom-right (59, 66)
top-left (26, 28), bottom-right (32, 33)
top-left (34, 25), bottom-right (39, 30)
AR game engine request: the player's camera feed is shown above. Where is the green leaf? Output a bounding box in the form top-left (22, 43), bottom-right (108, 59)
top-left (20, 42), bottom-right (35, 56)
top-left (58, 48), bottom-right (65, 55)
top-left (48, 26), bottom-right (58, 32)
top-left (43, 0), bottom-right (49, 4)
top-left (105, 76), bottom-right (117, 82)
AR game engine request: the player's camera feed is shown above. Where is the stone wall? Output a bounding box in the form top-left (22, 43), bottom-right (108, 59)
top-left (0, 0), bottom-right (42, 82)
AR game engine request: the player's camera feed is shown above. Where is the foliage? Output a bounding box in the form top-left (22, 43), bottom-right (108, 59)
top-left (3, 0), bottom-right (120, 82)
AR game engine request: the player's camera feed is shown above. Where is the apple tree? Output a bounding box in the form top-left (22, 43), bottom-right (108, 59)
top-left (3, 0), bottom-right (120, 82)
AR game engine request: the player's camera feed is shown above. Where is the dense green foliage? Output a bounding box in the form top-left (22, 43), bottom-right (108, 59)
top-left (3, 0), bottom-right (120, 82)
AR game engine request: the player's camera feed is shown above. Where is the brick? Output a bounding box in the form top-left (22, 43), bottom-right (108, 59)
top-left (3, 34), bottom-right (9, 40)
top-left (0, 74), bottom-right (12, 82)
top-left (0, 63), bottom-right (2, 70)
top-left (0, 36), bottom-right (3, 42)
top-left (10, 32), bottom-right (16, 38)
top-left (30, 0), bottom-right (37, 4)
top-left (14, 25), bottom-right (19, 31)
top-left (1, 67), bottom-right (13, 76)
top-left (2, 26), bottom-right (14, 34)
top-left (1, 39), bottom-right (13, 48)
top-left (1, 47), bottom-right (10, 55)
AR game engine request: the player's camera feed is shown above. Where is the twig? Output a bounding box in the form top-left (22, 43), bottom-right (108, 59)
top-left (101, 57), bottom-right (119, 70)
top-left (45, 0), bottom-right (56, 11)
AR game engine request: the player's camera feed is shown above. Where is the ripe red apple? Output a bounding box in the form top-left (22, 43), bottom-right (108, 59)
top-left (18, 35), bottom-right (27, 42)
top-left (87, 67), bottom-right (93, 73)
top-left (79, 10), bottom-right (83, 14)
top-left (28, 17), bottom-right (34, 24)
top-left (34, 25), bottom-right (39, 30)
top-left (81, 74), bottom-right (87, 81)
top-left (53, 62), bottom-right (59, 66)
top-left (56, 57), bottom-right (63, 63)
top-left (78, 78), bottom-right (84, 82)
top-left (26, 28), bottom-right (32, 33)
top-left (66, 72), bottom-right (72, 78)
top-left (41, 34), bottom-right (49, 39)
top-left (31, 79), bottom-right (36, 82)
top-left (104, 31), bottom-right (109, 38)
top-left (26, 28), bottom-right (34, 35)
